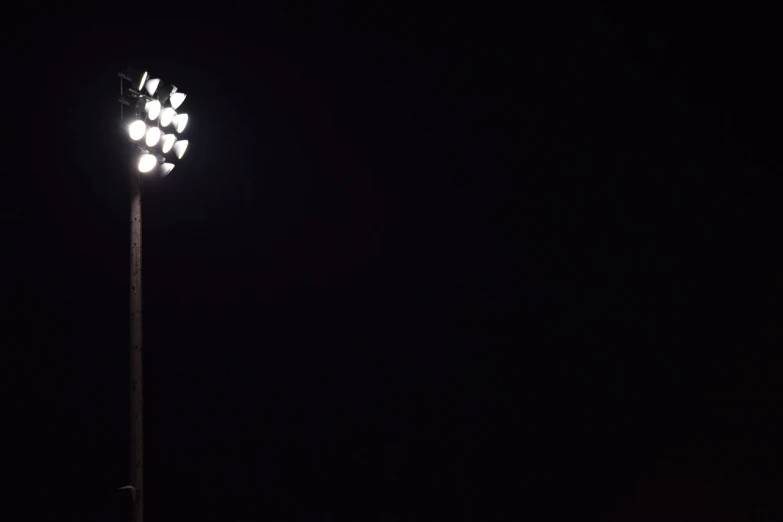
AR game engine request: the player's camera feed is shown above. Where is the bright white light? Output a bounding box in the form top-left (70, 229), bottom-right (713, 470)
top-left (160, 163), bottom-right (175, 177)
top-left (145, 127), bottom-right (162, 147)
top-left (169, 92), bottom-right (186, 109)
top-left (160, 107), bottom-right (176, 127)
top-left (128, 120), bottom-right (146, 141)
top-left (138, 154), bottom-right (157, 173)
top-left (173, 113), bottom-right (189, 133)
top-left (145, 100), bottom-right (161, 120)
top-left (173, 140), bottom-right (189, 159)
top-left (138, 71), bottom-right (148, 91)
top-left (161, 134), bottom-right (177, 153)
top-left (145, 78), bottom-right (160, 96)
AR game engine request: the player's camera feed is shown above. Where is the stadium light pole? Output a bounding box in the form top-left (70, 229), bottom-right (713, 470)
top-left (117, 67), bottom-right (190, 522)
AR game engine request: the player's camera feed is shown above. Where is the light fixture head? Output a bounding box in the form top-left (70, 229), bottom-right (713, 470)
top-left (145, 127), bottom-right (162, 147)
top-left (138, 153), bottom-right (157, 173)
top-left (120, 68), bottom-right (150, 93)
top-left (169, 92), bottom-right (187, 110)
top-left (159, 163), bottom-right (175, 177)
top-left (173, 113), bottom-right (189, 133)
top-left (160, 107), bottom-right (176, 127)
top-left (145, 100), bottom-right (161, 120)
top-left (161, 134), bottom-right (177, 154)
top-left (155, 83), bottom-right (175, 106)
top-left (145, 78), bottom-right (160, 96)
top-left (128, 120), bottom-right (146, 141)
top-left (173, 140), bottom-right (189, 159)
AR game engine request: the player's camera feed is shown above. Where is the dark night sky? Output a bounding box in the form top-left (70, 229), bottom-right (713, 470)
top-left (6, 3), bottom-right (782, 521)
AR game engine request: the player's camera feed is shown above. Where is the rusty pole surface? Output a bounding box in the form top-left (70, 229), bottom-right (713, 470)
top-left (130, 172), bottom-right (144, 522)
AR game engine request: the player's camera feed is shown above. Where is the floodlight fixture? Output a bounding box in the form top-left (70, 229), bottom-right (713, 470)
top-left (160, 107), bottom-right (176, 127)
top-left (145, 78), bottom-right (160, 96)
top-left (173, 140), bottom-right (189, 159)
top-left (173, 113), bottom-right (189, 133)
top-left (159, 163), bottom-right (175, 177)
top-left (145, 100), bottom-right (161, 120)
top-left (161, 134), bottom-right (177, 154)
top-left (169, 92), bottom-right (187, 110)
top-left (138, 153), bottom-right (157, 173)
top-left (119, 68), bottom-right (150, 94)
top-left (128, 120), bottom-right (146, 141)
top-left (145, 127), bottom-right (162, 147)
top-left (154, 83), bottom-right (175, 106)
top-left (119, 68), bottom-right (191, 182)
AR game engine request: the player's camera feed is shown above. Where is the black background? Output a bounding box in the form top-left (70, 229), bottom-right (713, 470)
top-left (6, 3), bottom-right (781, 521)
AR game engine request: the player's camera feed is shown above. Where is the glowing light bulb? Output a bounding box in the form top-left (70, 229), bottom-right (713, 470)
top-left (138, 154), bottom-right (157, 173)
top-left (145, 100), bottom-right (161, 120)
top-left (145, 127), bottom-right (161, 147)
top-left (145, 78), bottom-right (160, 96)
top-left (128, 120), bottom-right (146, 141)
top-left (169, 92), bottom-right (186, 109)
top-left (173, 140), bottom-right (189, 159)
top-left (160, 107), bottom-right (176, 127)
top-left (173, 113), bottom-right (188, 133)
top-left (160, 163), bottom-right (175, 177)
top-left (138, 71), bottom-right (148, 91)
top-left (161, 134), bottom-right (176, 153)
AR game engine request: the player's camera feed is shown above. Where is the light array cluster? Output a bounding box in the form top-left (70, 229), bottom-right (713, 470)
top-left (119, 68), bottom-right (190, 177)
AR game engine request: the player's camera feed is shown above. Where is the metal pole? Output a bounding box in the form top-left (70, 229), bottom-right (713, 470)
top-left (130, 171), bottom-right (144, 522)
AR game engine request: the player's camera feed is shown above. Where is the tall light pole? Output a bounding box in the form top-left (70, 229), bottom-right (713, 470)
top-left (129, 165), bottom-right (144, 522)
top-left (118, 68), bottom-right (190, 522)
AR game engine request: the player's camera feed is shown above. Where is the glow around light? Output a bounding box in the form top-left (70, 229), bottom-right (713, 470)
top-left (145, 78), bottom-right (160, 96)
top-left (145, 127), bottom-right (162, 147)
top-left (160, 163), bottom-right (175, 177)
top-left (128, 120), bottom-right (146, 141)
top-left (138, 71), bottom-right (148, 91)
top-left (173, 140), bottom-right (189, 159)
top-left (161, 134), bottom-right (177, 153)
top-left (160, 107), bottom-right (176, 127)
top-left (145, 100), bottom-right (161, 120)
top-left (173, 113), bottom-right (189, 133)
top-left (138, 154), bottom-right (157, 173)
top-left (169, 92), bottom-right (186, 109)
